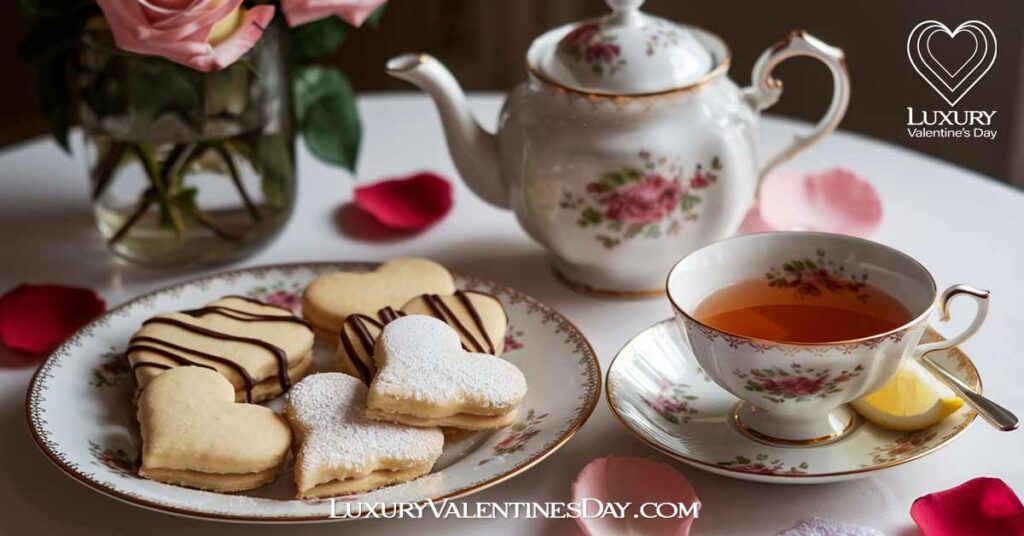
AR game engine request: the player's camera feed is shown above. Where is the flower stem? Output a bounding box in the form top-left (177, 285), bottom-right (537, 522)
top-left (91, 141), bottom-right (126, 200)
top-left (177, 201), bottom-right (243, 243)
top-left (212, 143), bottom-right (261, 223)
top-left (108, 188), bottom-right (156, 245)
top-left (130, 144), bottom-right (186, 235)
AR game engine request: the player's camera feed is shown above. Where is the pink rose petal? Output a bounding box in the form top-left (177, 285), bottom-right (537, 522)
top-left (911, 477), bottom-right (1024, 536)
top-left (281, 0), bottom-right (387, 28)
top-left (96, 0), bottom-right (274, 72)
top-left (0, 284), bottom-right (106, 357)
top-left (573, 456), bottom-right (700, 536)
top-left (738, 168), bottom-right (882, 237)
top-left (353, 172), bottom-right (453, 231)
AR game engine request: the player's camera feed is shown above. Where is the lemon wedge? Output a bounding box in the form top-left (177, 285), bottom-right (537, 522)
top-left (851, 358), bottom-right (964, 431)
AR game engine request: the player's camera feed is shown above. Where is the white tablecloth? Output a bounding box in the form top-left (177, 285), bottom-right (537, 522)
top-left (1, 94), bottom-right (1022, 535)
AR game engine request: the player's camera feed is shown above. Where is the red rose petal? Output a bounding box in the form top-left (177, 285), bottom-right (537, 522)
top-left (0, 284), bottom-right (106, 356)
top-left (354, 172), bottom-right (453, 231)
top-left (911, 477), bottom-right (1024, 536)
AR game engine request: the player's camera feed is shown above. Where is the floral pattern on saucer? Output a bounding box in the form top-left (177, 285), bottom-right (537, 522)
top-left (642, 379), bottom-right (699, 424)
top-left (717, 454), bottom-right (809, 475)
top-left (607, 320), bottom-right (980, 484)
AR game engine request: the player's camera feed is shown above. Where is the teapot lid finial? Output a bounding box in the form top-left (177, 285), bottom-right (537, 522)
top-left (606, 0), bottom-right (644, 26)
top-left (526, 0), bottom-right (725, 95)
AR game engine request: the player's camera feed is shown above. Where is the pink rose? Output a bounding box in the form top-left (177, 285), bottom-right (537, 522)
top-left (281, 0), bottom-right (387, 28)
top-left (559, 23), bottom-right (600, 47)
top-left (586, 43), bottom-right (621, 64)
top-left (95, 0), bottom-right (275, 72)
top-left (761, 375), bottom-right (826, 397)
top-left (603, 175), bottom-right (683, 225)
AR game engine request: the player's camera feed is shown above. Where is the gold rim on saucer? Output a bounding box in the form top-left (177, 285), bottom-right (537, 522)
top-left (606, 320), bottom-right (981, 481)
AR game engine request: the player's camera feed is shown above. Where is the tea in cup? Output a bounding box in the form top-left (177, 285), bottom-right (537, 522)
top-left (667, 232), bottom-right (989, 445)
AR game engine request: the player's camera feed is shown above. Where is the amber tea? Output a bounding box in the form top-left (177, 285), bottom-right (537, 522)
top-left (693, 278), bottom-right (913, 343)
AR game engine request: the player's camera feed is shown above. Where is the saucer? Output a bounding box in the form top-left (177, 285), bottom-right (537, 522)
top-left (606, 319), bottom-right (980, 484)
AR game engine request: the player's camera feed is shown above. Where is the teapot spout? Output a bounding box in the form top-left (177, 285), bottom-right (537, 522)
top-left (386, 54), bottom-right (507, 209)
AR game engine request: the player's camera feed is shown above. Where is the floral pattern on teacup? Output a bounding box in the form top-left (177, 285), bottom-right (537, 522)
top-left (766, 249), bottom-right (870, 301)
top-left (642, 379), bottom-right (699, 424)
top-left (733, 363), bottom-right (865, 404)
top-left (558, 23), bottom-right (626, 76)
top-left (717, 453), bottom-right (809, 475)
top-left (479, 409), bottom-right (547, 465)
top-left (560, 152), bottom-right (721, 249)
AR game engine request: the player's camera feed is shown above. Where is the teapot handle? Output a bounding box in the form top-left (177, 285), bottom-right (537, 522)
top-left (742, 30), bottom-right (850, 188)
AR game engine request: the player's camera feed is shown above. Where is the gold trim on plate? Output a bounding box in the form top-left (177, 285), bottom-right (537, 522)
top-left (26, 261), bottom-right (603, 523)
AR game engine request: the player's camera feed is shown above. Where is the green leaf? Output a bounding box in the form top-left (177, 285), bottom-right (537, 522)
top-left (288, 16), bottom-right (347, 63)
top-left (256, 134), bottom-right (295, 208)
top-left (292, 66), bottom-right (361, 170)
top-left (365, 4), bottom-right (386, 28)
top-left (125, 59), bottom-right (202, 129)
top-left (578, 207), bottom-right (602, 226)
top-left (39, 58), bottom-right (69, 152)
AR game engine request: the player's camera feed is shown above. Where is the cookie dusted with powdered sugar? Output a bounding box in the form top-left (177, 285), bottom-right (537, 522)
top-left (284, 373), bottom-right (444, 499)
top-left (367, 316), bottom-right (527, 430)
top-left (336, 290), bottom-right (508, 385)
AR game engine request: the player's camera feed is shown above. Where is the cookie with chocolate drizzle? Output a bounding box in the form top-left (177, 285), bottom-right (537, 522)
top-left (335, 290), bottom-right (507, 385)
top-left (128, 296), bottom-right (315, 403)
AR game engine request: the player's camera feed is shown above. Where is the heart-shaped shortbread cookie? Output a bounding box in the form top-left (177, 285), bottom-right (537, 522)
top-left (285, 373), bottom-right (444, 498)
top-left (128, 296), bottom-right (314, 403)
top-left (367, 315), bottom-right (527, 430)
top-left (303, 258), bottom-right (455, 343)
top-left (337, 290), bottom-right (508, 384)
top-left (137, 366), bottom-right (292, 492)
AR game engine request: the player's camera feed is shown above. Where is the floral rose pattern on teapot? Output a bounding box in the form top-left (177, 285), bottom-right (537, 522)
top-left (559, 151), bottom-right (721, 249)
top-left (557, 23), bottom-right (626, 76)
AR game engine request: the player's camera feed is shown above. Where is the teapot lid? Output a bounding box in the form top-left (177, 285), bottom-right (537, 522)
top-left (527, 0), bottom-right (727, 95)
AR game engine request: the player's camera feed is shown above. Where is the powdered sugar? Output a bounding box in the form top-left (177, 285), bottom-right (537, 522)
top-left (373, 316), bottom-right (527, 409)
top-left (286, 373), bottom-right (443, 475)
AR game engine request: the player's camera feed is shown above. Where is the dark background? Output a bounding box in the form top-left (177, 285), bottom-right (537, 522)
top-left (4, 0), bottom-right (1023, 186)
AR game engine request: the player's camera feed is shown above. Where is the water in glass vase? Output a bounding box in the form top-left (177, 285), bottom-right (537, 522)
top-left (79, 21), bottom-right (295, 267)
top-left (89, 131), bottom-right (295, 266)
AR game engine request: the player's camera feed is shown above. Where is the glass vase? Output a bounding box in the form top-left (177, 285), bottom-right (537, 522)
top-left (78, 21), bottom-right (295, 267)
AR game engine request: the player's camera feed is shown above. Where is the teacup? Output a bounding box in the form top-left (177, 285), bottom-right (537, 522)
top-left (666, 232), bottom-right (989, 446)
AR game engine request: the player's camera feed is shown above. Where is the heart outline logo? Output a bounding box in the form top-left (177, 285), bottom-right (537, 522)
top-left (907, 20), bottom-right (997, 107)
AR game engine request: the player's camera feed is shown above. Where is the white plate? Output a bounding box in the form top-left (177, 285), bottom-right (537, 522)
top-left (26, 262), bottom-right (600, 522)
top-left (607, 319), bottom-right (980, 484)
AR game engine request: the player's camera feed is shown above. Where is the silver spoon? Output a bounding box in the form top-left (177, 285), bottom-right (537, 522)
top-left (920, 355), bottom-right (1019, 432)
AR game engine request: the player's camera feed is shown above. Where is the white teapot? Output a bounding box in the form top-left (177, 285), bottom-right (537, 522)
top-left (387, 0), bottom-right (849, 296)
